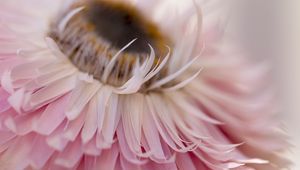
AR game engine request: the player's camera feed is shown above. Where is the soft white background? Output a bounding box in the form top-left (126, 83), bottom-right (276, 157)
top-left (228, 0), bottom-right (300, 169)
top-left (280, 0), bottom-right (300, 168)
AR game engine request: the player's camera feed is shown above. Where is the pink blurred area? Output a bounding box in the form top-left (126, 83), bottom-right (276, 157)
top-left (227, 0), bottom-right (300, 169)
top-left (180, 0), bottom-right (300, 168)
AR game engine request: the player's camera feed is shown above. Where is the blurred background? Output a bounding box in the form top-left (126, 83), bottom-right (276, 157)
top-left (227, 0), bottom-right (300, 169)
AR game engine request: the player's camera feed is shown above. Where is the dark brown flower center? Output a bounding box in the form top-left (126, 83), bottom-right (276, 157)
top-left (85, 0), bottom-right (164, 54)
top-left (49, 0), bottom-right (170, 86)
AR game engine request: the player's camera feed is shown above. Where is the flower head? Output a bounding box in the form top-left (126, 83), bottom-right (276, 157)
top-left (0, 0), bottom-right (288, 169)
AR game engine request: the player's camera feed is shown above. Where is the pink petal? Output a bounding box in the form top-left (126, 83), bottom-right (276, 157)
top-left (55, 138), bottom-right (83, 168)
top-left (101, 93), bottom-right (120, 147)
top-left (29, 136), bottom-right (55, 169)
top-left (83, 135), bottom-right (102, 156)
top-left (0, 133), bottom-right (35, 170)
top-left (176, 153), bottom-right (197, 170)
top-left (46, 121), bottom-right (69, 151)
top-left (28, 75), bottom-right (76, 109)
top-left (81, 96), bottom-right (98, 144)
top-left (95, 143), bottom-right (120, 170)
top-left (35, 94), bottom-right (69, 135)
top-left (64, 106), bottom-right (87, 141)
top-left (4, 109), bottom-right (41, 135)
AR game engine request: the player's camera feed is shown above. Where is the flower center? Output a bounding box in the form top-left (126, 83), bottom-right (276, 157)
top-left (49, 0), bottom-right (170, 86)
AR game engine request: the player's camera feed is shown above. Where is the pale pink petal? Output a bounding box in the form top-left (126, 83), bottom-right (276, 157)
top-left (27, 75), bottom-right (76, 110)
top-left (29, 135), bottom-right (55, 169)
top-left (65, 81), bottom-right (101, 120)
top-left (64, 107), bottom-right (87, 141)
top-left (4, 110), bottom-right (41, 135)
top-left (35, 94), bottom-right (69, 135)
top-left (46, 121), bottom-right (69, 151)
top-left (81, 96), bottom-right (98, 144)
top-left (0, 134), bottom-right (34, 170)
top-left (101, 93), bottom-right (120, 147)
top-left (94, 144), bottom-right (119, 170)
top-left (176, 153), bottom-right (197, 170)
top-left (0, 88), bottom-right (10, 112)
top-left (55, 138), bottom-right (83, 168)
top-left (83, 136), bottom-right (102, 156)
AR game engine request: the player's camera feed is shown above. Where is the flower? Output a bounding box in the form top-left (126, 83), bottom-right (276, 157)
top-left (0, 0), bottom-right (288, 170)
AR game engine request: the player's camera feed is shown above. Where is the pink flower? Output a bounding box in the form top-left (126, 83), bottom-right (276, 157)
top-left (0, 0), bottom-right (288, 169)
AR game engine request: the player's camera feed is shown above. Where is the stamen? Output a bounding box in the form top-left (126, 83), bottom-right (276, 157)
top-left (102, 38), bottom-right (137, 83)
top-left (163, 67), bottom-right (203, 92)
top-left (148, 55), bottom-right (201, 90)
top-left (58, 6), bottom-right (85, 33)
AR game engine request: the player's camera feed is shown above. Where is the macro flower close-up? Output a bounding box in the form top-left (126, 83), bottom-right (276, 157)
top-left (0, 0), bottom-right (290, 170)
